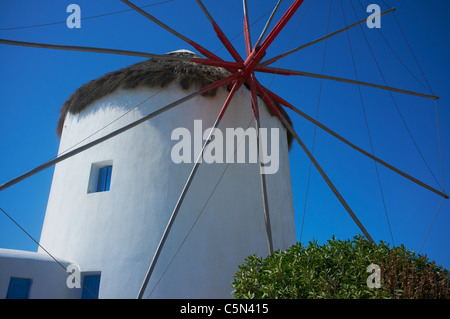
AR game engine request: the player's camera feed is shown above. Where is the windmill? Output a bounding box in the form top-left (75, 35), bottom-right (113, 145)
top-left (0, 0), bottom-right (447, 299)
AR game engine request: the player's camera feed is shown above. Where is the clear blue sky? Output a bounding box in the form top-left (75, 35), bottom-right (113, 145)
top-left (1, 0), bottom-right (449, 270)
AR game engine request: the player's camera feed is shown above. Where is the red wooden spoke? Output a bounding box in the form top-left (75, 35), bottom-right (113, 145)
top-left (234, 0), bottom-right (306, 86)
top-left (256, 83), bottom-right (448, 199)
top-left (244, 19), bottom-right (252, 57)
top-left (0, 38), bottom-right (243, 70)
top-left (188, 40), bottom-right (224, 63)
top-left (253, 0), bottom-right (304, 63)
top-left (121, 0), bottom-right (240, 72)
top-left (255, 64), bottom-right (439, 100)
top-left (199, 71), bottom-right (242, 96)
top-left (260, 7), bottom-right (396, 67)
top-left (248, 72), bottom-right (260, 119)
top-left (243, 0), bottom-right (252, 57)
top-left (254, 0), bottom-right (283, 49)
top-left (212, 23), bottom-right (244, 63)
top-left (194, 0), bottom-right (307, 95)
top-left (254, 81), bottom-right (282, 118)
top-left (195, 0), bottom-right (244, 63)
top-left (256, 81), bottom-right (293, 111)
top-left (189, 58), bottom-right (243, 70)
top-left (218, 77), bottom-right (246, 120)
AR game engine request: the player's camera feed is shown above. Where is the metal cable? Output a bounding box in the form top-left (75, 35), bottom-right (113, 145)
top-left (300, 0), bottom-right (331, 244)
top-left (58, 90), bottom-right (162, 157)
top-left (0, 0), bottom-right (175, 31)
top-left (376, 0), bottom-right (446, 193)
top-left (0, 207), bottom-right (98, 298)
top-left (418, 198), bottom-right (445, 254)
top-left (348, 0), bottom-right (443, 192)
top-left (342, 0), bottom-right (394, 245)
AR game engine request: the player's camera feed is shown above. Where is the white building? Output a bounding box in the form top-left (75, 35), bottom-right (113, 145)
top-left (1, 50), bottom-right (296, 299)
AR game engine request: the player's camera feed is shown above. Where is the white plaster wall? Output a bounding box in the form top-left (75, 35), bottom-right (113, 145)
top-left (39, 82), bottom-right (295, 299)
top-left (0, 249), bottom-right (80, 299)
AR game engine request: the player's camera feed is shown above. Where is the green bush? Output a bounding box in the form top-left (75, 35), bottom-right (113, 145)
top-left (232, 235), bottom-right (449, 299)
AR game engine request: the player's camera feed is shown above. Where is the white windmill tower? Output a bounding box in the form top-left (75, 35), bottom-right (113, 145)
top-left (37, 49), bottom-right (296, 299)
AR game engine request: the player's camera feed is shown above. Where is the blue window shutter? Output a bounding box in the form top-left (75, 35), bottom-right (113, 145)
top-left (6, 278), bottom-right (31, 299)
top-left (97, 167), bottom-right (107, 192)
top-left (97, 166), bottom-right (112, 192)
top-left (104, 166), bottom-right (112, 191)
top-left (82, 274), bottom-right (101, 299)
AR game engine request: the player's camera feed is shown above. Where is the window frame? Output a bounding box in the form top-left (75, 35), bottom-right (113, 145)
top-left (87, 160), bottom-right (113, 194)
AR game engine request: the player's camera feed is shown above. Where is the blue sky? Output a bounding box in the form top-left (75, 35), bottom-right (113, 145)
top-left (0, 0), bottom-right (449, 270)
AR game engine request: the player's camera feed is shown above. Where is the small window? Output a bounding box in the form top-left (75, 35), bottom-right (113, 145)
top-left (88, 161), bottom-right (113, 193)
top-left (6, 277), bottom-right (32, 299)
top-left (82, 274), bottom-right (101, 299)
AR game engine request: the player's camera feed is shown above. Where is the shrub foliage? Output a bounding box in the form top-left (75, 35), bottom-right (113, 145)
top-left (232, 236), bottom-right (449, 299)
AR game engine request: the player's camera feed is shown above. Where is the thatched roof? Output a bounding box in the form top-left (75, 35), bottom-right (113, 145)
top-left (58, 50), bottom-right (293, 148)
